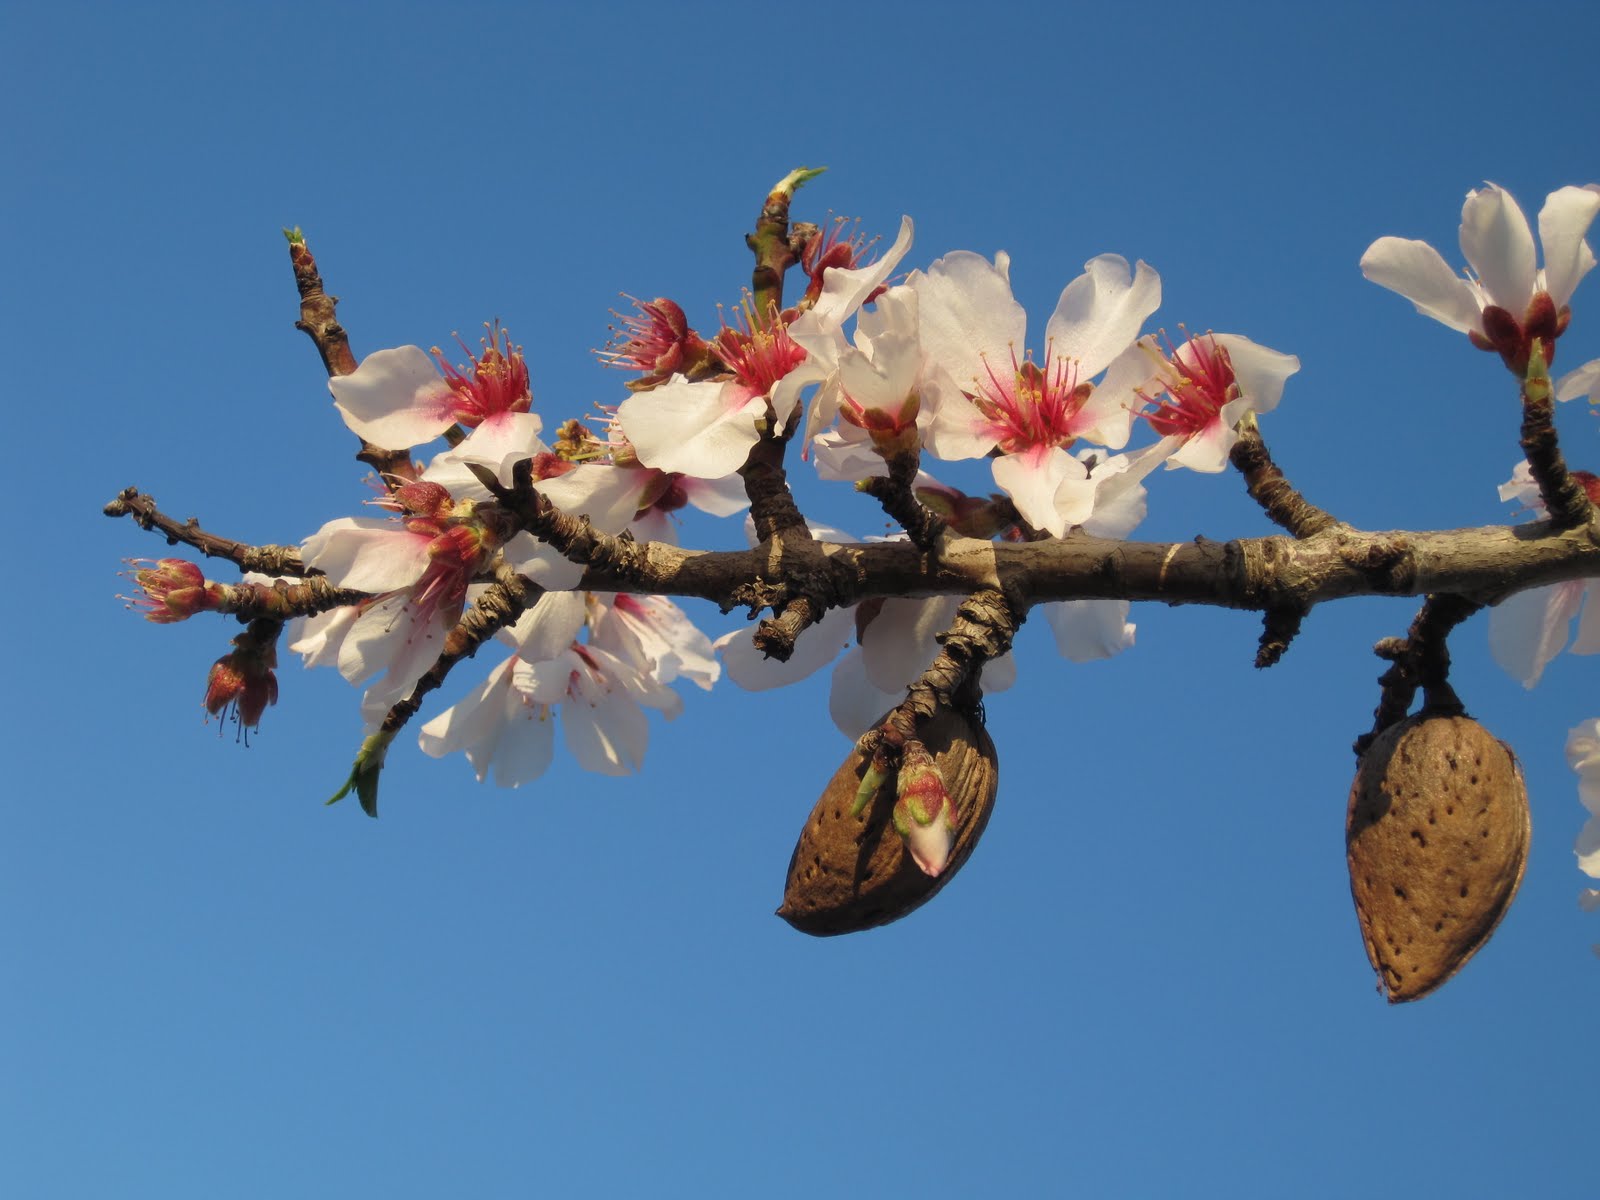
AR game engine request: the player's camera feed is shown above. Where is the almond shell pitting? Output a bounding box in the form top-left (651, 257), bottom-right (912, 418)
top-left (1346, 713), bottom-right (1529, 1003)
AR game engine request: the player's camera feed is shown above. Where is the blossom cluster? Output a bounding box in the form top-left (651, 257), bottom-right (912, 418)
top-left (124, 179), bottom-right (1599, 894)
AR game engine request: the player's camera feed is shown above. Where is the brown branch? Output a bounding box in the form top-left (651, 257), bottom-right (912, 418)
top-left (1229, 420), bottom-right (1339, 537)
top-left (105, 487), bottom-right (308, 576)
top-left (1519, 340), bottom-right (1594, 529)
top-left (285, 230), bottom-right (418, 485)
top-left (859, 451), bottom-right (947, 550)
top-left (1355, 593), bottom-right (1484, 757)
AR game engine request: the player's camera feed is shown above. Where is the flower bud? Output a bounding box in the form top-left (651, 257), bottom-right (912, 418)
top-left (205, 632), bottom-right (279, 730)
top-left (778, 703), bottom-right (998, 936)
top-left (1346, 712), bottom-right (1529, 1002)
top-left (127, 558), bottom-right (221, 623)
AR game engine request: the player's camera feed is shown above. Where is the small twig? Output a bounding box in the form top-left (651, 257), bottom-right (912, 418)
top-left (379, 561), bottom-right (540, 741)
top-left (1519, 339), bottom-right (1595, 529)
top-left (859, 450), bottom-right (947, 550)
top-left (285, 229), bottom-right (418, 485)
top-left (1255, 605), bottom-right (1307, 669)
top-left (216, 577), bottom-right (369, 621)
top-left (470, 460), bottom-right (652, 584)
top-left (105, 487), bottom-right (309, 576)
top-left (1229, 420), bottom-right (1339, 537)
top-left (859, 588), bottom-right (1024, 763)
top-left (1355, 593), bottom-right (1483, 757)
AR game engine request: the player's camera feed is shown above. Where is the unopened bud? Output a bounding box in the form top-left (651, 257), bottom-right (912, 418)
top-left (892, 742), bottom-right (957, 877)
top-left (126, 558), bottom-right (222, 623)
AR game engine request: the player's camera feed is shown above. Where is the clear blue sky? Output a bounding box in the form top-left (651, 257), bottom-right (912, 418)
top-left (8, 2), bottom-right (1598, 1195)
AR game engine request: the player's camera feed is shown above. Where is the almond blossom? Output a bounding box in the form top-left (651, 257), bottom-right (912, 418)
top-left (329, 323), bottom-right (534, 450)
top-left (907, 250), bottom-right (1161, 536)
top-left (416, 590), bottom-right (713, 786)
top-left (1488, 461), bottom-right (1600, 687)
top-left (616, 218), bottom-right (915, 479)
top-left (1360, 183), bottom-right (1600, 374)
top-left (1137, 330), bottom-right (1301, 473)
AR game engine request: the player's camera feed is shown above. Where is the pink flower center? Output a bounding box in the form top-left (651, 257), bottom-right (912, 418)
top-left (1141, 333), bottom-right (1236, 438)
top-left (433, 322), bottom-right (532, 428)
top-left (713, 315), bottom-right (808, 395)
top-left (971, 347), bottom-right (1092, 455)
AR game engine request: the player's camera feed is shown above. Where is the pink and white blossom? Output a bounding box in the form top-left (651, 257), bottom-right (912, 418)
top-left (1137, 331), bottom-right (1301, 473)
top-left (1567, 718), bottom-right (1600, 885)
top-left (1360, 184), bottom-right (1600, 371)
top-left (908, 250), bottom-right (1162, 535)
top-left (330, 325), bottom-right (535, 450)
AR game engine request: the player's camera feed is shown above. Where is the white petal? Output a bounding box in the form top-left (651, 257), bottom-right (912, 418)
top-left (1572, 582), bottom-right (1600, 655)
top-left (827, 647), bottom-right (900, 739)
top-left (1211, 333), bottom-right (1300, 416)
top-left (1043, 599), bottom-right (1136, 661)
top-left (1168, 417), bottom-right (1237, 474)
top-left (508, 591), bottom-right (588, 661)
top-left (716, 605), bottom-right (854, 690)
top-left (537, 463), bottom-right (648, 533)
top-left (1536, 185), bottom-right (1600, 307)
top-left (329, 346), bottom-right (456, 448)
top-left (1046, 255), bottom-right (1162, 379)
top-left (1578, 814), bottom-right (1600, 878)
top-left (861, 596), bottom-right (959, 693)
top-left (993, 447), bottom-right (1090, 537)
top-left (909, 251), bottom-right (1026, 388)
top-left (562, 683), bottom-right (649, 775)
top-left (808, 216), bottom-right (915, 331)
top-left (1488, 580), bottom-right (1583, 687)
top-left (1077, 337), bottom-right (1160, 449)
top-left (302, 517), bottom-right (432, 592)
top-left (1359, 237), bottom-right (1483, 333)
top-left (1555, 357), bottom-right (1600, 404)
top-left (1459, 184), bottom-right (1537, 314)
top-left (1566, 718), bottom-right (1600, 815)
top-left (502, 531), bottom-right (584, 591)
top-left (922, 383), bottom-right (997, 461)
top-left (617, 376), bottom-right (764, 477)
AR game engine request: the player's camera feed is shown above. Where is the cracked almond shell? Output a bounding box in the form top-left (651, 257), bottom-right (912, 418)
top-left (778, 705), bottom-right (998, 937)
top-left (1346, 713), bottom-right (1529, 1003)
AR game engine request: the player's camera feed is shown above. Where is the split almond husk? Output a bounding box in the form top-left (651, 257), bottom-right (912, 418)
top-left (1346, 713), bottom-right (1529, 1003)
top-left (778, 704), bottom-right (998, 937)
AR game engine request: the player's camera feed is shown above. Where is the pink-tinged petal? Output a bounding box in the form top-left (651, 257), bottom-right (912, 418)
top-left (1571, 581), bottom-right (1600, 654)
top-left (1042, 599), bottom-right (1135, 661)
top-left (1459, 184), bottom-right (1536, 313)
top-left (992, 447), bottom-right (1091, 537)
top-left (1360, 237), bottom-right (1483, 332)
top-left (716, 605), bottom-right (855, 690)
top-left (910, 251), bottom-right (1026, 385)
top-left (1167, 415), bottom-right (1236, 474)
top-left (808, 216), bottom-right (915, 331)
top-left (827, 647), bottom-right (900, 739)
top-left (330, 346), bottom-right (457, 448)
top-left (617, 376), bottom-right (764, 477)
top-left (1488, 580), bottom-right (1584, 687)
top-left (302, 517), bottom-right (432, 592)
top-left (1555, 357), bottom-right (1600, 404)
top-left (509, 591), bottom-right (588, 661)
top-left (1046, 255), bottom-right (1162, 379)
top-left (1211, 333), bottom-right (1300, 416)
top-left (419, 656), bottom-right (557, 788)
top-left (862, 596), bottom-right (959, 693)
top-left (1537, 185), bottom-right (1600, 307)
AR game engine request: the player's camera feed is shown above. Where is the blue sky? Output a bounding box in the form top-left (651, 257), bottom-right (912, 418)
top-left (8, 2), bottom-right (1599, 1195)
